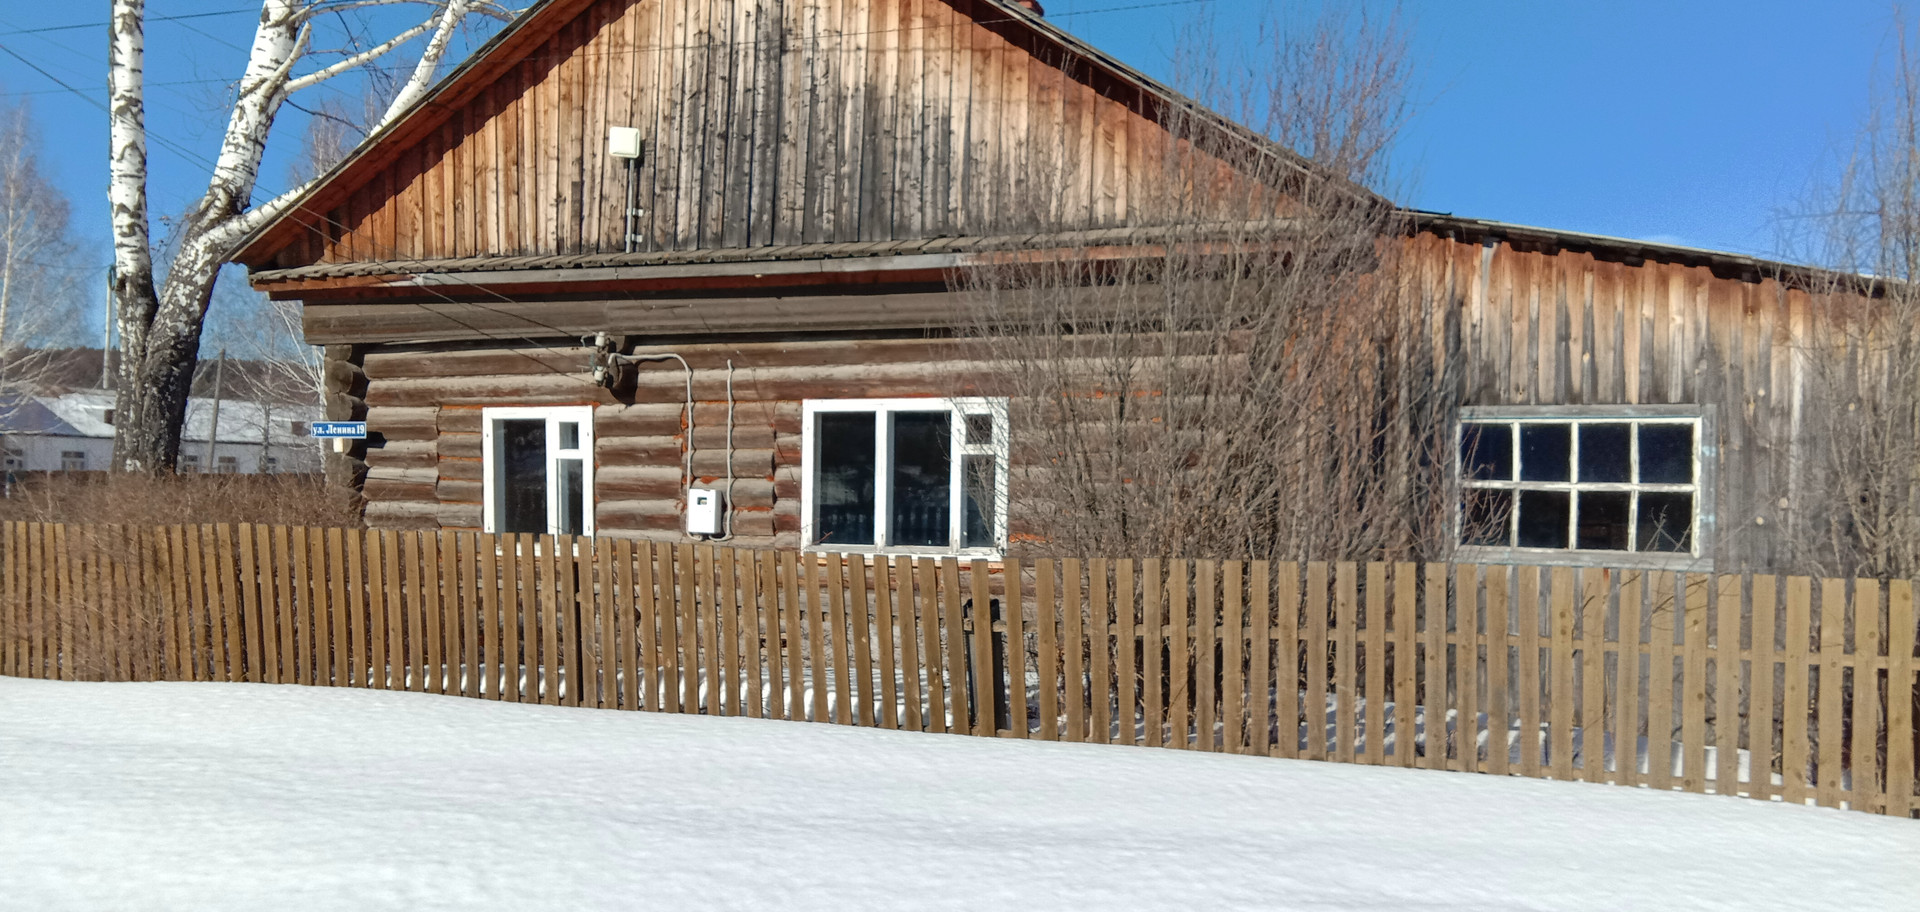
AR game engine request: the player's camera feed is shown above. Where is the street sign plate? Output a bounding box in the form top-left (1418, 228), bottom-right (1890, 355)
top-left (310, 421), bottom-right (368, 439)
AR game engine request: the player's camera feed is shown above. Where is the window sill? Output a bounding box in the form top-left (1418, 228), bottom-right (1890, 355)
top-left (805, 544), bottom-right (1006, 562)
top-left (1453, 545), bottom-right (1711, 573)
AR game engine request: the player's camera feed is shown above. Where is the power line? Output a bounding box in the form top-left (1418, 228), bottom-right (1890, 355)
top-left (0, 9), bottom-right (263, 37)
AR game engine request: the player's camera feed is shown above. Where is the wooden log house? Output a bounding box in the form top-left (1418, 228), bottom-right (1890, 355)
top-left (237, 0), bottom-right (1841, 572)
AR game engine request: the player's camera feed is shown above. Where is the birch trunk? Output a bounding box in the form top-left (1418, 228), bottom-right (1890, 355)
top-left (106, 0), bottom-right (500, 473)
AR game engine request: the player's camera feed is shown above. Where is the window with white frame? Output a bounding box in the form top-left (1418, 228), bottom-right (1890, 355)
top-left (802, 398), bottom-right (1009, 556)
top-left (1457, 407), bottom-right (1708, 561)
top-left (482, 406), bottom-right (594, 536)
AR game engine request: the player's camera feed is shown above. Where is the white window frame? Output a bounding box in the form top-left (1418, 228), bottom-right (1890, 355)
top-left (481, 406), bottom-right (596, 536)
top-left (801, 397), bottom-right (1010, 558)
top-left (1455, 405), bottom-right (1714, 570)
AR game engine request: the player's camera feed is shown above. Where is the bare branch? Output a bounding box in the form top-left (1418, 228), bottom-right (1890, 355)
top-left (285, 18), bottom-right (432, 93)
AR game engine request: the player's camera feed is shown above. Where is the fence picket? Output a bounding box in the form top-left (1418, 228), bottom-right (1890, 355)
top-left (1516, 566), bottom-right (1542, 778)
top-left (1063, 558), bottom-right (1087, 743)
top-left (1851, 578), bottom-right (1881, 811)
top-left (6, 526), bottom-right (1912, 819)
top-left (1682, 574), bottom-right (1710, 794)
top-left (827, 554), bottom-right (852, 725)
top-left (913, 557), bottom-right (943, 732)
top-left (1274, 562), bottom-right (1300, 760)
top-left (1616, 572), bottom-right (1643, 786)
top-left (1714, 574), bottom-right (1742, 796)
top-left (1223, 560), bottom-right (1245, 754)
top-left (1363, 562), bottom-right (1387, 765)
top-left (1817, 578), bottom-right (1846, 807)
top-left (1005, 558), bottom-right (1028, 738)
top-left (1305, 562), bottom-right (1329, 761)
top-left (1142, 559), bottom-right (1164, 749)
top-left (1549, 567), bottom-right (1576, 780)
top-left (869, 556), bottom-right (896, 729)
top-left (1782, 576), bottom-right (1812, 804)
top-left (1244, 560), bottom-right (1259, 760)
top-left (1887, 579), bottom-right (1915, 818)
top-left (1087, 558), bottom-right (1110, 745)
top-left (1748, 576), bottom-right (1778, 802)
top-left (1422, 564), bottom-right (1447, 771)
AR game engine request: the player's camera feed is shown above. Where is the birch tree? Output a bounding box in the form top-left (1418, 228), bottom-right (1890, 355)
top-left (106, 0), bottom-right (514, 473)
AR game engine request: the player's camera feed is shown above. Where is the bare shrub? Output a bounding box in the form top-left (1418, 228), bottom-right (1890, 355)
top-left (0, 472), bottom-right (353, 529)
top-left (960, 11), bottom-right (1457, 561)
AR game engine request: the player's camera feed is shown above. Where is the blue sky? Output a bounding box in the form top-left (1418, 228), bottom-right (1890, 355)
top-left (0, 0), bottom-right (1900, 335)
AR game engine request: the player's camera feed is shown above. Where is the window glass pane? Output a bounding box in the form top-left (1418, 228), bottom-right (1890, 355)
top-left (557, 458), bottom-right (585, 536)
top-left (1517, 490), bottom-right (1571, 548)
top-left (1637, 492), bottom-right (1693, 552)
top-left (962, 455), bottom-right (997, 548)
top-left (1519, 424), bottom-right (1572, 482)
top-left (813, 412), bottom-right (877, 546)
top-left (1638, 424), bottom-right (1694, 484)
top-left (558, 421), bottom-right (580, 450)
top-left (498, 418), bottom-right (547, 534)
top-left (889, 412), bottom-right (952, 548)
top-left (1460, 423), bottom-right (1512, 481)
top-left (1461, 488), bottom-right (1513, 546)
top-left (1578, 424), bottom-right (1630, 483)
top-left (1576, 491), bottom-right (1630, 550)
top-left (965, 413), bottom-right (994, 447)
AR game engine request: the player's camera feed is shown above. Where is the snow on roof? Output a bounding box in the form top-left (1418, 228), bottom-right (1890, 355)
top-left (19, 390), bottom-right (321, 445)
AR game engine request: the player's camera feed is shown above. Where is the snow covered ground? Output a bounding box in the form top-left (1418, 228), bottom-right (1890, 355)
top-left (2, 677), bottom-right (1915, 911)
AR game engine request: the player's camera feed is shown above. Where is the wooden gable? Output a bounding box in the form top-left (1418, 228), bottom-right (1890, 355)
top-left (238, 0), bottom-right (1256, 272)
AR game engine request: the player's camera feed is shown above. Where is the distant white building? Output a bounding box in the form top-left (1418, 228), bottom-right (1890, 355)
top-left (0, 390), bottom-right (324, 475)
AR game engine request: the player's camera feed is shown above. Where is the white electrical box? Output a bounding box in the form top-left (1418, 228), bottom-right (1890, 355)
top-left (686, 488), bottom-right (722, 536)
top-left (608, 126), bottom-right (643, 159)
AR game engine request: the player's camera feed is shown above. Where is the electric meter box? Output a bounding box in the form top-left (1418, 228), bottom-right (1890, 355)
top-left (686, 488), bottom-right (722, 536)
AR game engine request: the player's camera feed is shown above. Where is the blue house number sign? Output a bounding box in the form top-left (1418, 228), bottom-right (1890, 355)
top-left (310, 421), bottom-right (369, 439)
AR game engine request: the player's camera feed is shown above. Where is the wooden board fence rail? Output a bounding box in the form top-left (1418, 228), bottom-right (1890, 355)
top-left (1, 521), bottom-right (1915, 818)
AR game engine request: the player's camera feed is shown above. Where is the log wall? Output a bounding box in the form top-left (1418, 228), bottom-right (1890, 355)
top-left (346, 230), bottom-right (1820, 571)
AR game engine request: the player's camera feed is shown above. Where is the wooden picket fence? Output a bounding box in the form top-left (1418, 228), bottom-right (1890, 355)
top-left (1, 521), bottom-right (1915, 818)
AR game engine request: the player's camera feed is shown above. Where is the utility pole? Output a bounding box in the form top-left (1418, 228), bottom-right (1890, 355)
top-left (202, 349), bottom-right (225, 472)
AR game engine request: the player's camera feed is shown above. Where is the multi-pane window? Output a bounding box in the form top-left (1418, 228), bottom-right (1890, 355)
top-left (482, 406), bottom-right (594, 536)
top-left (215, 455), bottom-right (238, 475)
top-left (802, 398), bottom-right (1009, 556)
top-left (1458, 409), bottom-right (1706, 560)
top-left (60, 451), bottom-right (86, 472)
top-left (179, 454), bottom-right (200, 473)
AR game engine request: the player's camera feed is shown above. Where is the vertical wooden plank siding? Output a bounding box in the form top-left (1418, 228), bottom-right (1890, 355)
top-left (540, 536), bottom-right (562, 706)
top-left (894, 556), bottom-right (924, 731)
top-left (1391, 563), bottom-right (1417, 767)
top-left (807, 553), bottom-right (829, 723)
top-left (1457, 565), bottom-right (1482, 774)
top-left (618, 540), bottom-right (642, 710)
top-left (237, 525), bottom-right (265, 683)
top-left (1167, 560), bottom-right (1191, 749)
top-left (1646, 573), bottom-right (1677, 791)
top-left (480, 534), bottom-right (502, 699)
top-left (463, 532), bottom-right (484, 700)
top-left (284, 526), bottom-right (306, 685)
top-left (562, 535), bottom-right (585, 707)
top-left (307, 525), bottom-right (332, 686)
top-left (782, 551), bottom-right (804, 721)
top-left (328, 528), bottom-right (351, 688)
top-left (1681, 574), bottom-right (1710, 794)
top-left (1273, 562), bottom-right (1299, 759)
top-left (1579, 568), bottom-right (1608, 783)
top-left (382, 531), bottom-right (404, 692)
top-left (698, 544), bottom-right (722, 716)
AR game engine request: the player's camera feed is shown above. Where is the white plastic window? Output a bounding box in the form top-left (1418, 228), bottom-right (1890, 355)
top-left (801, 398), bottom-right (1009, 556)
top-left (482, 406), bottom-right (595, 536)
